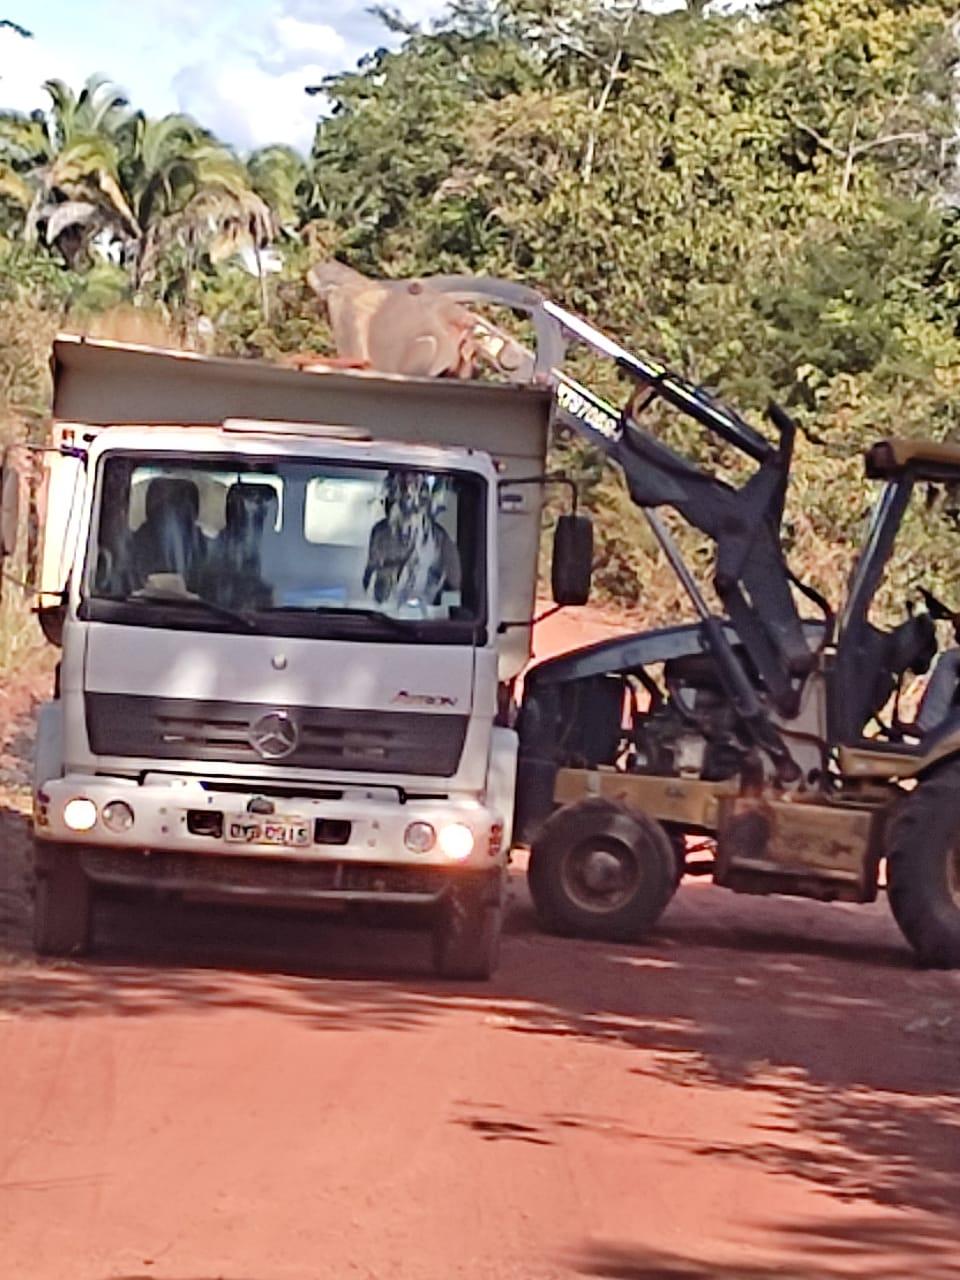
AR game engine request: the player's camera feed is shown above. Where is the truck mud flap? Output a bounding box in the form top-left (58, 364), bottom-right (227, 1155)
top-left (514, 756), bottom-right (558, 846)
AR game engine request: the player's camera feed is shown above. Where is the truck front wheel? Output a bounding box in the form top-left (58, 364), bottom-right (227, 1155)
top-left (432, 879), bottom-right (502, 980)
top-left (528, 798), bottom-right (676, 941)
top-left (887, 759), bottom-right (960, 968)
top-left (33, 842), bottom-right (93, 957)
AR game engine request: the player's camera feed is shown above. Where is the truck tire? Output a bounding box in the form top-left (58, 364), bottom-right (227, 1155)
top-left (528, 797), bottom-right (675, 941)
top-left (887, 759), bottom-right (960, 968)
top-left (33, 842), bottom-right (93, 957)
top-left (432, 881), bottom-right (502, 980)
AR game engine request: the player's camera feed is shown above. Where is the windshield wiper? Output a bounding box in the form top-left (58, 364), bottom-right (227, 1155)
top-left (96, 591), bottom-right (260, 632)
top-left (267, 604), bottom-right (417, 635)
top-left (305, 605), bottom-right (483, 641)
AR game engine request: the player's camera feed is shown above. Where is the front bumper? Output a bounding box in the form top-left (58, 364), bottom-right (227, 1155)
top-left (35, 774), bottom-right (505, 903)
top-left (74, 848), bottom-right (501, 905)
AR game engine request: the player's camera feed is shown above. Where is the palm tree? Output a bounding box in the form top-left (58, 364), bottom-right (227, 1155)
top-left (120, 113), bottom-right (216, 287)
top-left (246, 145), bottom-right (309, 234)
top-left (244, 145), bottom-right (311, 321)
top-left (119, 115), bottom-right (274, 321)
top-left (0, 78), bottom-right (284, 332)
top-left (0, 76), bottom-right (138, 265)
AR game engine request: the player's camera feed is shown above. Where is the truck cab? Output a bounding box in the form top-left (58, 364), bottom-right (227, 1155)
top-left (32, 336), bottom-right (555, 978)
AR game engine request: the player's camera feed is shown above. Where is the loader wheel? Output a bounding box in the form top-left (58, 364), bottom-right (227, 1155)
top-left (432, 879), bottom-right (503, 980)
top-left (887, 758), bottom-right (960, 968)
top-left (528, 798), bottom-right (676, 941)
top-left (33, 842), bottom-right (93, 958)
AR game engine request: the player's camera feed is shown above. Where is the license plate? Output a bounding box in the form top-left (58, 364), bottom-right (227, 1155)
top-left (225, 816), bottom-right (311, 847)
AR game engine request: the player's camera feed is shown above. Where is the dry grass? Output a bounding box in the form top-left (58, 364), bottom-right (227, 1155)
top-left (0, 587), bottom-right (44, 679)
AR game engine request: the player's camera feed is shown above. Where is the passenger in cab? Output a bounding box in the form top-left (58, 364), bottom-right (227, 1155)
top-left (210, 481), bottom-right (281, 610)
top-left (132, 477), bottom-right (206, 591)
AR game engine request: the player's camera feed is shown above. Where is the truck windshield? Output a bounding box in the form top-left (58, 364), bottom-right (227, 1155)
top-left (84, 453), bottom-right (485, 641)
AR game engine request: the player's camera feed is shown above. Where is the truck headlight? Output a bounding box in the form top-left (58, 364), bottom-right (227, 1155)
top-left (102, 800), bottom-right (135, 833)
top-left (63, 798), bottom-right (97, 832)
top-left (404, 821), bottom-right (436, 853)
top-left (438, 822), bottom-right (474, 861)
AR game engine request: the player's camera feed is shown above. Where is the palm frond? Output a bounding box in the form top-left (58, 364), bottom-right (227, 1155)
top-left (0, 166), bottom-right (33, 207)
top-left (44, 199), bottom-right (99, 244)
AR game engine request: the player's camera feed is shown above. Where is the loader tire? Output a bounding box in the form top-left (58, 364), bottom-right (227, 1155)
top-left (887, 758), bottom-right (960, 968)
top-left (33, 842), bottom-right (93, 958)
top-left (528, 797), bottom-right (676, 942)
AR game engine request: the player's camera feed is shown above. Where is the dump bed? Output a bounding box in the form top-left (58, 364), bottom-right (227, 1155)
top-left (45, 336), bottom-right (553, 677)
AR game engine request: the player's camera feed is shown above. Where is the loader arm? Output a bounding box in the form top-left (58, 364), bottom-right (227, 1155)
top-left (309, 266), bottom-right (820, 773)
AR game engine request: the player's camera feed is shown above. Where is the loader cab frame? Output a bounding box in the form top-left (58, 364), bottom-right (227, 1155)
top-left (830, 440), bottom-right (960, 750)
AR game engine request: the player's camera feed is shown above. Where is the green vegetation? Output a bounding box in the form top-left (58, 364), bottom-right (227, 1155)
top-left (1, 0), bottom-right (958, 627)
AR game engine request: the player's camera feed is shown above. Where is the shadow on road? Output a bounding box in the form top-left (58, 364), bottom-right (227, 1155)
top-left (572, 1214), bottom-right (960, 1279)
top-left (91, 1216), bottom-right (960, 1280)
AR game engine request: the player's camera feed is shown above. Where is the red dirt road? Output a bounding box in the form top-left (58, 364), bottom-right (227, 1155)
top-left (2, 611), bottom-right (960, 1280)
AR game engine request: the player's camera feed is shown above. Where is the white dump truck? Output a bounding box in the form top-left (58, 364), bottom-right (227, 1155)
top-left (29, 309), bottom-right (596, 978)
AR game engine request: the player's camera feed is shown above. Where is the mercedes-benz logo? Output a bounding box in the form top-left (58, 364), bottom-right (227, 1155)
top-left (249, 711), bottom-right (299, 760)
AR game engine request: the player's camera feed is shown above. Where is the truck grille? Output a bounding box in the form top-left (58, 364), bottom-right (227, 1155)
top-left (85, 693), bottom-right (467, 777)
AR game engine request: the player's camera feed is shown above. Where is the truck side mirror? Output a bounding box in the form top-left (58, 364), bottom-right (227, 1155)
top-left (0, 456), bottom-right (19, 558)
top-left (551, 513), bottom-right (593, 606)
